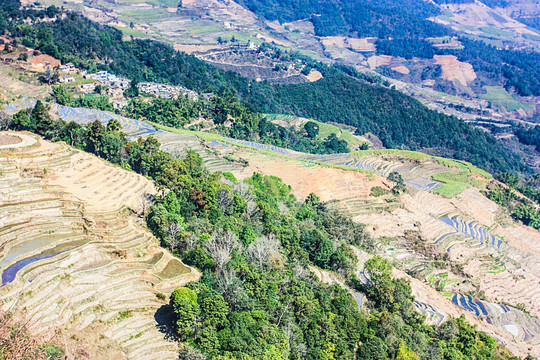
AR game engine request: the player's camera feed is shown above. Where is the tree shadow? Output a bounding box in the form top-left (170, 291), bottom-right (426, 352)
top-left (154, 304), bottom-right (177, 341)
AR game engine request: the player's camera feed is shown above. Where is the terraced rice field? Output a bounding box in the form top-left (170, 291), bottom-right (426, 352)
top-left (300, 153), bottom-right (398, 177)
top-left (3, 100), bottom-right (540, 356)
top-left (436, 216), bottom-right (504, 251)
top-left (155, 132), bottom-right (244, 174)
top-left (5, 98), bottom-right (158, 138)
top-left (224, 138), bottom-right (292, 154)
top-left (414, 300), bottom-right (446, 325)
top-left (3, 100), bottom-right (460, 196)
top-left (298, 153), bottom-right (446, 192)
top-left (0, 132), bottom-right (198, 359)
top-left (452, 293), bottom-right (540, 346)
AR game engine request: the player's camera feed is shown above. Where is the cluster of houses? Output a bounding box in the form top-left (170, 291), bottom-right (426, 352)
top-left (10, 50), bottom-right (210, 106)
top-left (83, 71), bottom-right (131, 98)
top-left (137, 82), bottom-right (198, 100)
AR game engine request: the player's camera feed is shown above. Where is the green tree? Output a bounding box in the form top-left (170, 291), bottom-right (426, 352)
top-left (86, 120), bottom-right (106, 155)
top-left (61, 121), bottom-right (86, 146)
top-left (388, 171), bottom-right (406, 194)
top-left (170, 287), bottom-right (200, 341)
top-left (106, 118), bottom-right (121, 132)
top-left (498, 172), bottom-right (520, 188)
top-left (199, 293), bottom-right (229, 327)
top-left (364, 256), bottom-right (393, 287)
top-left (11, 110), bottom-right (32, 131)
top-left (18, 52), bottom-right (28, 61)
top-left (32, 100), bottom-right (53, 135)
top-left (396, 341), bottom-right (419, 360)
top-left (100, 132), bottom-right (126, 163)
top-left (357, 336), bottom-right (388, 360)
top-left (164, 191), bottom-right (182, 215)
top-left (52, 85), bottom-right (73, 106)
top-left (304, 121), bottom-right (319, 138)
top-left (195, 326), bottom-right (220, 356)
top-left (45, 5), bottom-right (59, 18)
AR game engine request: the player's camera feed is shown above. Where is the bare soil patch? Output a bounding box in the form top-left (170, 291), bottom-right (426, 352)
top-left (434, 55), bottom-right (477, 86)
top-left (391, 65), bottom-right (410, 75)
top-left (0, 133), bottom-right (22, 146)
top-left (239, 153), bottom-right (384, 202)
top-left (320, 36), bottom-right (376, 52)
top-left (367, 55), bottom-right (392, 68)
top-left (305, 69), bottom-right (323, 82)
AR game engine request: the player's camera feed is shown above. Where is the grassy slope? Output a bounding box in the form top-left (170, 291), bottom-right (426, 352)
top-left (152, 121), bottom-right (491, 195)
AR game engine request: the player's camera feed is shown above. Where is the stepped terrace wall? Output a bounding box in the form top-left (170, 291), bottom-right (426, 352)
top-left (0, 132), bottom-right (199, 359)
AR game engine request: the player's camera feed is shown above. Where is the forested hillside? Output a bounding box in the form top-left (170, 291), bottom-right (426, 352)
top-left (228, 0), bottom-right (540, 97)
top-left (233, 0), bottom-right (448, 38)
top-left (249, 72), bottom-right (526, 173)
top-left (0, 1), bottom-right (530, 174)
top-left (376, 37), bottom-right (540, 97)
top-left (5, 100), bottom-right (519, 360)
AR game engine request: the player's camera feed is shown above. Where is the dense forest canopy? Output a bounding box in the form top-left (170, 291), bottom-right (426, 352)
top-left (234, 0), bottom-right (448, 38)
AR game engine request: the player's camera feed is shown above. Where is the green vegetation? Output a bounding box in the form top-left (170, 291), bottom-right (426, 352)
top-left (480, 26), bottom-right (513, 38)
top-left (118, 310), bottom-right (133, 320)
top-left (5, 101), bottom-right (517, 360)
top-left (432, 170), bottom-right (487, 198)
top-left (222, 172), bottom-right (237, 184)
top-left (0, 306), bottom-right (65, 359)
top-left (250, 71), bottom-right (526, 173)
top-left (376, 38), bottom-right (436, 59)
top-left (352, 149), bottom-right (493, 179)
top-left (371, 186), bottom-right (390, 197)
top-left (268, 114), bottom-right (368, 151)
top-left (234, 0), bottom-right (448, 38)
top-left (111, 25), bottom-right (152, 38)
top-left (479, 86), bottom-right (535, 112)
top-left (447, 38), bottom-right (540, 97)
top-left (513, 124), bottom-right (540, 152)
top-left (118, 8), bottom-right (175, 23)
top-left (123, 92), bottom-right (349, 154)
top-left (486, 172), bottom-right (540, 230)
top-left (52, 85), bottom-right (114, 111)
top-left (388, 171), bottom-right (406, 194)
top-left (157, 259), bottom-right (191, 279)
top-left (0, 1), bottom-right (528, 174)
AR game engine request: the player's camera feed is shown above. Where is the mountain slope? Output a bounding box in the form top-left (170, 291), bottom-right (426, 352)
top-left (0, 132), bottom-right (198, 359)
top-left (4, 98), bottom-right (540, 357)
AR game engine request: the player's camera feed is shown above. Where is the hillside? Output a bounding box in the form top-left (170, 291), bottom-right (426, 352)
top-left (2, 98), bottom-right (540, 358)
top-left (1, 1), bottom-right (540, 358)
top-left (30, 0), bottom-right (540, 111)
top-left (13, 0), bottom-right (539, 171)
top-left (0, 131), bottom-right (199, 359)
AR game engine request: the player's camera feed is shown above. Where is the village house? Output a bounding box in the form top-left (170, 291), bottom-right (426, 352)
top-left (137, 82), bottom-right (198, 100)
top-left (59, 76), bottom-right (76, 83)
top-left (112, 99), bottom-right (128, 109)
top-left (59, 63), bottom-right (76, 73)
top-left (105, 85), bottom-right (124, 98)
top-left (80, 83), bottom-right (95, 92)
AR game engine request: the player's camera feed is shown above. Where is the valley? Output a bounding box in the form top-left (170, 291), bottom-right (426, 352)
top-left (1, 0), bottom-right (540, 358)
top-left (32, 0), bottom-right (540, 123)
